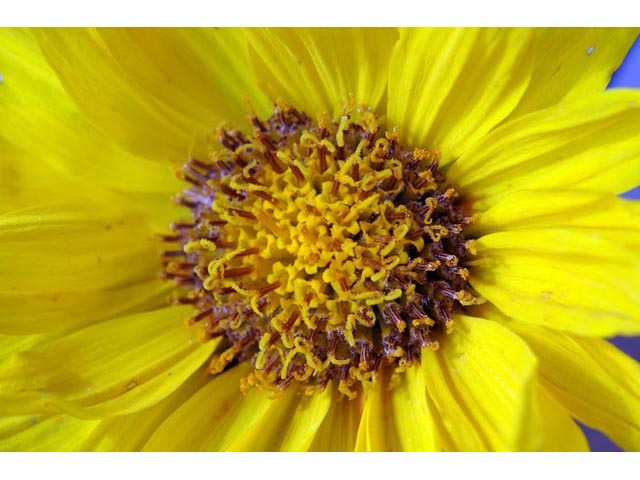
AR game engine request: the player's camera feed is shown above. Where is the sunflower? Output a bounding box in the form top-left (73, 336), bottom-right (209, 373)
top-left (1, 27), bottom-right (640, 452)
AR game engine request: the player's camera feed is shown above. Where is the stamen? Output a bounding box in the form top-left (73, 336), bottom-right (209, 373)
top-left (163, 104), bottom-right (479, 398)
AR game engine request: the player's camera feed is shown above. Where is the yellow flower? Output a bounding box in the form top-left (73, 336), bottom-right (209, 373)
top-left (1, 27), bottom-right (640, 452)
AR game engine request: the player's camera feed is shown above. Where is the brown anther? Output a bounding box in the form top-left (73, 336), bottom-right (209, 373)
top-left (171, 221), bottom-right (195, 230)
top-left (289, 162), bottom-right (306, 183)
top-left (227, 208), bottom-right (257, 221)
top-left (162, 250), bottom-right (186, 258)
top-left (159, 234), bottom-right (183, 242)
top-left (258, 281), bottom-right (281, 296)
top-left (222, 266), bottom-right (253, 278)
top-left (351, 162), bottom-right (360, 181)
top-left (253, 190), bottom-right (279, 205)
top-left (317, 145), bottom-right (328, 173)
top-left (331, 179), bottom-right (341, 197)
top-left (235, 247), bottom-right (260, 258)
top-left (283, 308), bottom-right (301, 330)
top-left (186, 307), bottom-right (214, 325)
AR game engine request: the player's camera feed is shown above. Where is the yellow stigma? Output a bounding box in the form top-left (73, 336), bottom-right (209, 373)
top-left (162, 104), bottom-right (479, 398)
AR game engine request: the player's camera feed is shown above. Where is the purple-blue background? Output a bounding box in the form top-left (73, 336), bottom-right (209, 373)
top-left (581, 34), bottom-right (640, 451)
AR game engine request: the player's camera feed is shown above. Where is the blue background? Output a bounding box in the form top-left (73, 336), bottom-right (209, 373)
top-left (582, 34), bottom-right (640, 451)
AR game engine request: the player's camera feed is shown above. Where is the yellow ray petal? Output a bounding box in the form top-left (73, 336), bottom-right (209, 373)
top-left (509, 322), bottom-right (640, 451)
top-left (279, 386), bottom-right (333, 451)
top-left (149, 371), bottom-right (313, 451)
top-left (245, 28), bottom-right (399, 117)
top-left (0, 306), bottom-right (217, 418)
top-left (436, 315), bottom-right (538, 451)
top-left (0, 414), bottom-right (99, 452)
top-left (80, 370), bottom-right (206, 451)
top-left (390, 362), bottom-right (440, 451)
top-left (470, 189), bottom-right (640, 251)
top-left (422, 347), bottom-right (488, 451)
top-left (0, 193), bottom-right (167, 334)
top-left (387, 28), bottom-right (535, 163)
top-left (30, 28), bottom-right (196, 161)
top-left (94, 28), bottom-right (272, 131)
top-left (309, 390), bottom-right (362, 451)
top-left (143, 364), bottom-right (248, 451)
top-left (510, 28), bottom-right (639, 118)
top-left (471, 229), bottom-right (640, 336)
top-left (0, 334), bottom-right (49, 367)
top-left (200, 387), bottom-right (298, 452)
top-left (536, 384), bottom-right (589, 452)
top-left (448, 89), bottom-right (640, 208)
top-left (0, 29), bottom-right (179, 194)
top-left (354, 377), bottom-right (401, 452)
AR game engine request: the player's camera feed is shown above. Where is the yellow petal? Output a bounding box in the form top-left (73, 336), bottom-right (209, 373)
top-left (309, 391), bottom-right (362, 451)
top-left (448, 89), bottom-right (640, 208)
top-left (149, 368), bottom-right (323, 451)
top-left (387, 28), bottom-right (535, 163)
top-left (0, 194), bottom-right (167, 334)
top-left (0, 29), bottom-right (179, 194)
top-left (355, 377), bottom-right (400, 452)
top-left (0, 306), bottom-right (217, 418)
top-left (390, 363), bottom-right (439, 451)
top-left (536, 384), bottom-right (589, 452)
top-left (436, 315), bottom-right (538, 451)
top-left (30, 28), bottom-right (194, 161)
top-left (422, 347), bottom-right (488, 451)
top-left (245, 28), bottom-right (399, 117)
top-left (150, 372), bottom-right (311, 451)
top-left (472, 229), bottom-right (640, 336)
top-left (470, 189), bottom-right (640, 251)
top-left (143, 364), bottom-right (248, 451)
top-left (93, 28), bottom-right (272, 132)
top-left (0, 414), bottom-right (99, 451)
top-left (510, 322), bottom-right (640, 451)
top-left (0, 334), bottom-right (48, 367)
top-left (510, 28), bottom-right (639, 118)
top-left (201, 388), bottom-right (298, 452)
top-left (81, 370), bottom-right (206, 451)
top-left (279, 387), bottom-right (333, 451)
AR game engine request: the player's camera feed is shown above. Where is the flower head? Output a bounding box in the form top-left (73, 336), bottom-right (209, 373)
top-left (165, 104), bottom-right (479, 398)
top-left (1, 27), bottom-right (640, 452)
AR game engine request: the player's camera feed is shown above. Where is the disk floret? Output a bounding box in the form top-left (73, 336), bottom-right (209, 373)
top-left (162, 105), bottom-right (479, 398)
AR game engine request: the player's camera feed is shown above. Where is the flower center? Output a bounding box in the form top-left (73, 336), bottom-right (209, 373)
top-left (162, 104), bottom-right (479, 398)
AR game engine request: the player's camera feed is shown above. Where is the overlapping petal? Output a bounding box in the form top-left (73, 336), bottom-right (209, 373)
top-left (30, 28), bottom-right (270, 162)
top-left (471, 228), bottom-right (640, 336)
top-left (308, 393), bottom-right (362, 451)
top-left (355, 377), bottom-right (401, 451)
top-left (80, 371), bottom-right (207, 451)
top-left (448, 90), bottom-right (640, 208)
top-left (0, 182), bottom-right (170, 334)
top-left (509, 323), bottom-right (640, 451)
top-left (424, 316), bottom-right (539, 451)
top-left (0, 414), bottom-right (99, 452)
top-left (390, 363), bottom-right (440, 451)
top-left (387, 28), bottom-right (535, 163)
top-left (0, 29), bottom-right (180, 194)
top-left (535, 384), bottom-right (589, 452)
top-left (510, 28), bottom-right (639, 118)
top-left (470, 189), bottom-right (640, 251)
top-left (0, 306), bottom-right (217, 418)
top-left (245, 28), bottom-right (398, 117)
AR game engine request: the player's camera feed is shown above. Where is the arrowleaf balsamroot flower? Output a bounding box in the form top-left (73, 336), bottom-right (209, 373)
top-left (1, 27), bottom-right (640, 452)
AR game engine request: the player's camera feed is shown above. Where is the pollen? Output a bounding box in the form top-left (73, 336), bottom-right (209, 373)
top-left (162, 104), bottom-right (480, 398)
